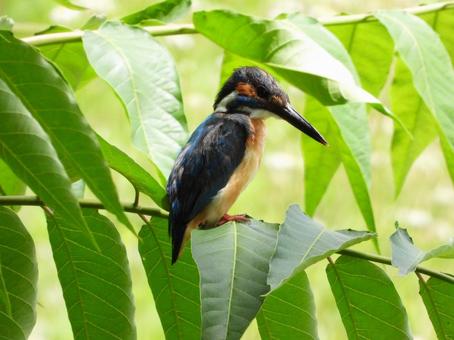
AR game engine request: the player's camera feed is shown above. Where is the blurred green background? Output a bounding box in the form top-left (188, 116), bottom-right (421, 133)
top-left (2, 0), bottom-right (453, 339)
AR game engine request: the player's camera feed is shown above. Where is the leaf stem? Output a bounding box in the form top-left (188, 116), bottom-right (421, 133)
top-left (0, 195), bottom-right (451, 283)
top-left (19, 2), bottom-right (454, 47)
top-left (339, 249), bottom-right (454, 284)
top-left (0, 195), bottom-right (168, 219)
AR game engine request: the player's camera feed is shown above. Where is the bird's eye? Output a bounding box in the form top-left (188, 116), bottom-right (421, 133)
top-left (256, 85), bottom-right (267, 98)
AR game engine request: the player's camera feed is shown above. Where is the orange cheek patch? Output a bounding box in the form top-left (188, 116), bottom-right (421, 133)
top-left (236, 82), bottom-right (257, 97)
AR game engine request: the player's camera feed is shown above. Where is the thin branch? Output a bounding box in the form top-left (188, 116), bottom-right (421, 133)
top-left (19, 1), bottom-right (454, 47)
top-left (0, 195), bottom-right (451, 283)
top-left (339, 249), bottom-right (454, 284)
top-left (0, 195), bottom-right (168, 219)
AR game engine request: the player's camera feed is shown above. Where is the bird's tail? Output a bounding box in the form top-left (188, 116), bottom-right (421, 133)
top-left (171, 220), bottom-right (197, 264)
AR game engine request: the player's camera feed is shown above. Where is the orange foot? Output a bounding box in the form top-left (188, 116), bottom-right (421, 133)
top-left (217, 214), bottom-right (249, 225)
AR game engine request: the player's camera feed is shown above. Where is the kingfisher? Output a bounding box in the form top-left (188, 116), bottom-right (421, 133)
top-left (167, 67), bottom-right (327, 263)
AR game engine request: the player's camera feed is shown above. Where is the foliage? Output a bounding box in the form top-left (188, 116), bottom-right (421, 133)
top-left (0, 0), bottom-right (453, 339)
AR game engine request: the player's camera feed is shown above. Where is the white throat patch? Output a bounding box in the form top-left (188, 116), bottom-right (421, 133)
top-left (215, 91), bottom-right (277, 119)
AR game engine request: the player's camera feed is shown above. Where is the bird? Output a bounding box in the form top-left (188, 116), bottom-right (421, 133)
top-left (167, 66), bottom-right (327, 263)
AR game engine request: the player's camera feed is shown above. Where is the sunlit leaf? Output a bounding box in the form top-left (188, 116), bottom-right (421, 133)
top-left (36, 26), bottom-right (96, 90)
top-left (0, 207), bottom-right (38, 339)
top-left (83, 21), bottom-right (188, 178)
top-left (192, 220), bottom-right (278, 340)
top-left (327, 256), bottom-right (411, 339)
top-left (419, 276), bottom-right (454, 340)
top-left (286, 15), bottom-right (375, 235)
top-left (122, 0), bottom-right (191, 25)
top-left (0, 76), bottom-right (96, 246)
top-left (257, 271), bottom-right (318, 340)
top-left (194, 10), bottom-right (391, 116)
top-left (376, 11), bottom-right (454, 186)
top-left (390, 227), bottom-right (453, 275)
top-left (47, 210), bottom-right (136, 339)
top-left (53, 0), bottom-right (87, 11)
top-left (0, 16), bottom-right (14, 31)
top-left (0, 159), bottom-right (25, 196)
top-left (139, 217), bottom-right (200, 339)
top-left (98, 136), bottom-right (168, 210)
top-left (268, 205), bottom-right (375, 291)
top-left (0, 31), bottom-right (133, 234)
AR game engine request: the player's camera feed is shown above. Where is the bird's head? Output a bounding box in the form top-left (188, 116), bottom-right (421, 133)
top-left (214, 66), bottom-right (327, 145)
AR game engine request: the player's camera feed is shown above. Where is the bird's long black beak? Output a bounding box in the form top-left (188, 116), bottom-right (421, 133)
top-left (274, 104), bottom-right (327, 145)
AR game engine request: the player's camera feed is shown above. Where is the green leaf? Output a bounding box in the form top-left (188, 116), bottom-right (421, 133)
top-left (257, 271), bottom-right (318, 340)
top-left (193, 10), bottom-right (390, 113)
top-left (83, 21), bottom-right (188, 178)
top-left (0, 16), bottom-right (14, 31)
top-left (390, 59), bottom-right (437, 196)
top-left (0, 207), bottom-right (38, 340)
top-left (268, 205), bottom-right (375, 291)
top-left (376, 11), bottom-right (454, 173)
top-left (0, 31), bottom-right (133, 234)
top-left (122, 0), bottom-right (191, 25)
top-left (0, 159), bottom-right (25, 196)
top-left (327, 20), bottom-right (394, 96)
top-left (327, 256), bottom-right (411, 340)
top-left (419, 277), bottom-right (454, 340)
top-left (139, 217), bottom-right (200, 339)
top-left (191, 220), bottom-right (279, 340)
top-left (0, 76), bottom-right (96, 247)
top-left (287, 15), bottom-right (375, 235)
top-left (390, 227), bottom-right (453, 275)
top-left (36, 26), bottom-right (96, 91)
top-left (53, 0), bottom-right (87, 10)
top-left (47, 210), bottom-right (136, 339)
top-left (98, 136), bottom-right (168, 210)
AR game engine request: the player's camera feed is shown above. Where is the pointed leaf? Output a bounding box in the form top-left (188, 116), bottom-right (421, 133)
top-left (289, 16), bottom-right (375, 234)
top-left (390, 59), bottom-right (437, 196)
top-left (326, 256), bottom-right (411, 340)
top-left (268, 205), bottom-right (375, 291)
top-left (122, 0), bottom-right (191, 25)
top-left (376, 11), bottom-right (454, 171)
top-left (0, 31), bottom-right (132, 233)
top-left (193, 10), bottom-right (390, 113)
top-left (192, 220), bottom-right (279, 340)
top-left (47, 210), bottom-right (136, 339)
top-left (139, 217), bottom-right (200, 339)
top-left (419, 276), bottom-right (454, 340)
top-left (36, 26), bottom-right (96, 90)
top-left (257, 271), bottom-right (318, 340)
top-left (390, 227), bottom-right (453, 275)
top-left (0, 207), bottom-right (38, 339)
top-left (83, 21), bottom-right (188, 178)
top-left (0, 76), bottom-right (95, 246)
top-left (54, 0), bottom-right (87, 10)
top-left (98, 136), bottom-right (168, 209)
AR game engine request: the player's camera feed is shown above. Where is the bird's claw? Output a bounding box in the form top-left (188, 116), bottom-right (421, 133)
top-left (217, 214), bottom-right (249, 225)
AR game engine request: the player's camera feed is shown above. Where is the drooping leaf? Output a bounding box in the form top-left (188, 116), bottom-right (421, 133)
top-left (47, 210), bottom-right (136, 339)
top-left (268, 205), bottom-right (375, 291)
top-left (0, 207), bottom-right (38, 340)
top-left (0, 16), bottom-right (14, 31)
top-left (287, 15), bottom-right (375, 235)
top-left (36, 26), bottom-right (96, 90)
top-left (0, 76), bottom-right (96, 246)
top-left (122, 0), bottom-right (191, 25)
top-left (0, 31), bottom-right (133, 234)
top-left (0, 159), bottom-right (25, 196)
top-left (327, 256), bottom-right (411, 340)
top-left (327, 20), bottom-right (394, 96)
top-left (419, 276), bottom-right (454, 340)
top-left (83, 21), bottom-right (188, 178)
top-left (81, 15), bottom-right (107, 30)
top-left (53, 0), bottom-right (87, 10)
top-left (257, 271), bottom-right (318, 340)
top-left (191, 220), bottom-right (279, 340)
top-left (376, 11), bottom-right (454, 183)
top-left (390, 227), bottom-right (453, 275)
top-left (139, 217), bottom-right (200, 339)
top-left (390, 59), bottom-right (437, 196)
top-left (193, 10), bottom-right (391, 115)
top-left (98, 136), bottom-right (168, 210)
